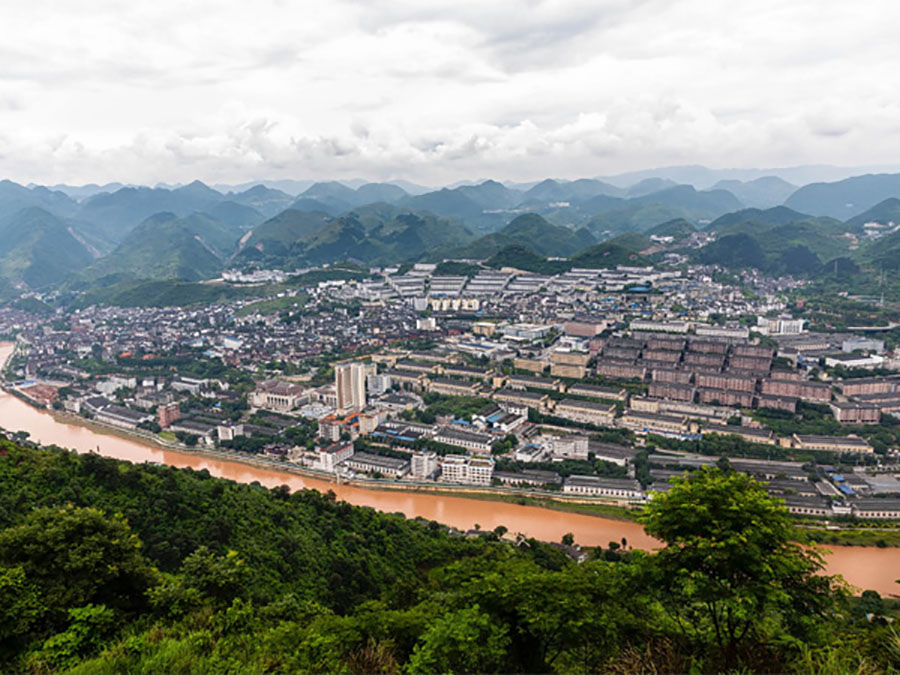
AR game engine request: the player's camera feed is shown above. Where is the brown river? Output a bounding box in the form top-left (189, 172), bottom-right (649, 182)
top-left (0, 344), bottom-right (897, 595)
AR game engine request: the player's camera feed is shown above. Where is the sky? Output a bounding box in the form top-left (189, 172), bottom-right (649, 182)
top-left (1, 0), bottom-right (900, 186)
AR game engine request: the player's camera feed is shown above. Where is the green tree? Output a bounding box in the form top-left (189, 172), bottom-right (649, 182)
top-left (715, 455), bottom-right (733, 474)
top-left (28, 604), bottom-right (117, 671)
top-left (407, 605), bottom-right (509, 674)
top-left (181, 546), bottom-right (250, 606)
top-left (0, 506), bottom-right (155, 627)
top-left (0, 566), bottom-right (44, 662)
top-left (639, 468), bottom-right (841, 668)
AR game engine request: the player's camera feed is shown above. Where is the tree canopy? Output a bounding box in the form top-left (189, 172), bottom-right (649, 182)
top-left (0, 440), bottom-right (893, 673)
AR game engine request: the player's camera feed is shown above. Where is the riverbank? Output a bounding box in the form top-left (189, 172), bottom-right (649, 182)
top-left (797, 527), bottom-right (900, 548)
top-left (11, 378), bottom-right (900, 543)
top-left (0, 344), bottom-right (900, 549)
top-left (3, 370), bottom-right (900, 593)
top-left (38, 403), bottom-right (900, 545)
top-left (26, 400), bottom-right (645, 521)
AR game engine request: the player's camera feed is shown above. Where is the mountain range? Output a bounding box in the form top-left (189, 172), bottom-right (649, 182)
top-left (2, 166), bottom-right (900, 301)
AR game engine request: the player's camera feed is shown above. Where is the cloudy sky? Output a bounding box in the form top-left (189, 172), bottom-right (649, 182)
top-left (1, 0), bottom-right (899, 186)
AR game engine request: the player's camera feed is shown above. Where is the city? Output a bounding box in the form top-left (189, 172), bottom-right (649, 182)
top-left (6, 258), bottom-right (900, 525)
top-left (4, 0), bottom-right (900, 670)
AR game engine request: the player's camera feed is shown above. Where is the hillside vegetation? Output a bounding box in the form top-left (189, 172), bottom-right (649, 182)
top-left (78, 213), bottom-right (229, 283)
top-left (0, 207), bottom-right (94, 293)
top-left (446, 213), bottom-right (595, 260)
top-left (0, 441), bottom-right (892, 673)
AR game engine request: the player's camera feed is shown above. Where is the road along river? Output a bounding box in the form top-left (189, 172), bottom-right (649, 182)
top-left (0, 345), bottom-right (897, 594)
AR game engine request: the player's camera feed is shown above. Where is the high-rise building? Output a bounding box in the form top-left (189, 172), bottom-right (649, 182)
top-left (335, 362), bottom-right (367, 413)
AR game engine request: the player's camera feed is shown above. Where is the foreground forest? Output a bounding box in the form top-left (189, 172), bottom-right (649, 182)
top-left (0, 440), bottom-right (898, 673)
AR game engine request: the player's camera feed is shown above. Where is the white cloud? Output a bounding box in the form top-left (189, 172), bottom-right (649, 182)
top-left (0, 0), bottom-right (898, 185)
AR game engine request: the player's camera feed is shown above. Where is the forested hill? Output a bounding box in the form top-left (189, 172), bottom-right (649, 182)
top-left (0, 440), bottom-right (895, 673)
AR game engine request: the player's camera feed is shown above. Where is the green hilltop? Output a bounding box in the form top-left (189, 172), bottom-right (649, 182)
top-left (0, 207), bottom-right (94, 294)
top-left (77, 212), bottom-right (230, 283)
top-left (445, 213), bottom-right (596, 260)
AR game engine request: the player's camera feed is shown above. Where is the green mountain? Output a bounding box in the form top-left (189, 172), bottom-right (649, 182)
top-left (297, 181), bottom-right (358, 213)
top-left (289, 196), bottom-right (343, 215)
top-left (291, 182), bottom-right (409, 214)
top-left (784, 173), bottom-right (900, 219)
top-left (698, 233), bottom-right (767, 270)
top-left (712, 176), bottom-right (796, 208)
top-left (443, 213), bottom-right (595, 259)
top-left (205, 201), bottom-right (266, 230)
top-left (302, 211), bottom-right (473, 266)
top-left (697, 213), bottom-right (850, 274)
top-left (570, 241), bottom-right (649, 268)
top-left (400, 183), bottom-right (513, 231)
top-left (630, 185), bottom-right (742, 215)
top-left (586, 203), bottom-right (696, 236)
top-left (355, 182), bottom-right (408, 204)
top-left (402, 188), bottom-right (487, 222)
top-left (522, 178), bottom-right (622, 203)
top-left (646, 218), bottom-right (696, 240)
top-left (708, 206), bottom-right (814, 232)
top-left (176, 213), bottom-right (245, 258)
top-left (602, 221), bottom-right (696, 261)
top-left (486, 239), bottom-right (648, 274)
top-left (856, 229), bottom-right (900, 271)
top-left (454, 179), bottom-right (523, 209)
top-left (624, 177), bottom-right (679, 197)
top-left (756, 221), bottom-right (849, 262)
top-left (76, 181), bottom-right (227, 244)
top-left (485, 245), bottom-right (570, 274)
top-left (845, 198), bottom-right (900, 229)
top-left (239, 206), bottom-right (474, 268)
top-left (237, 209), bottom-right (333, 261)
top-left (0, 180), bottom-right (78, 220)
top-left (0, 207), bottom-right (94, 291)
top-left (582, 185), bottom-right (741, 237)
top-left (228, 185), bottom-right (296, 217)
top-left (606, 232), bottom-right (652, 252)
top-left (80, 212), bottom-right (227, 282)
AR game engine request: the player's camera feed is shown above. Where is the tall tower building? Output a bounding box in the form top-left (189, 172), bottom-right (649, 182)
top-left (335, 362), bottom-right (367, 413)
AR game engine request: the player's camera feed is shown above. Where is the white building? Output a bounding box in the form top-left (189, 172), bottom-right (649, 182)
top-left (250, 379), bottom-right (308, 412)
top-left (548, 435), bottom-right (589, 460)
top-left (630, 320), bottom-right (689, 334)
top-left (825, 353), bottom-right (885, 370)
top-left (217, 423), bottom-right (244, 441)
top-left (411, 451), bottom-right (440, 479)
top-left (756, 316), bottom-right (805, 335)
top-left (366, 373), bottom-right (392, 396)
top-left (694, 324), bottom-right (750, 340)
top-left (304, 442), bottom-right (355, 473)
top-left (439, 454), bottom-right (494, 486)
top-left (433, 426), bottom-right (495, 454)
top-left (416, 317), bottom-right (438, 331)
top-left (563, 475), bottom-right (644, 499)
